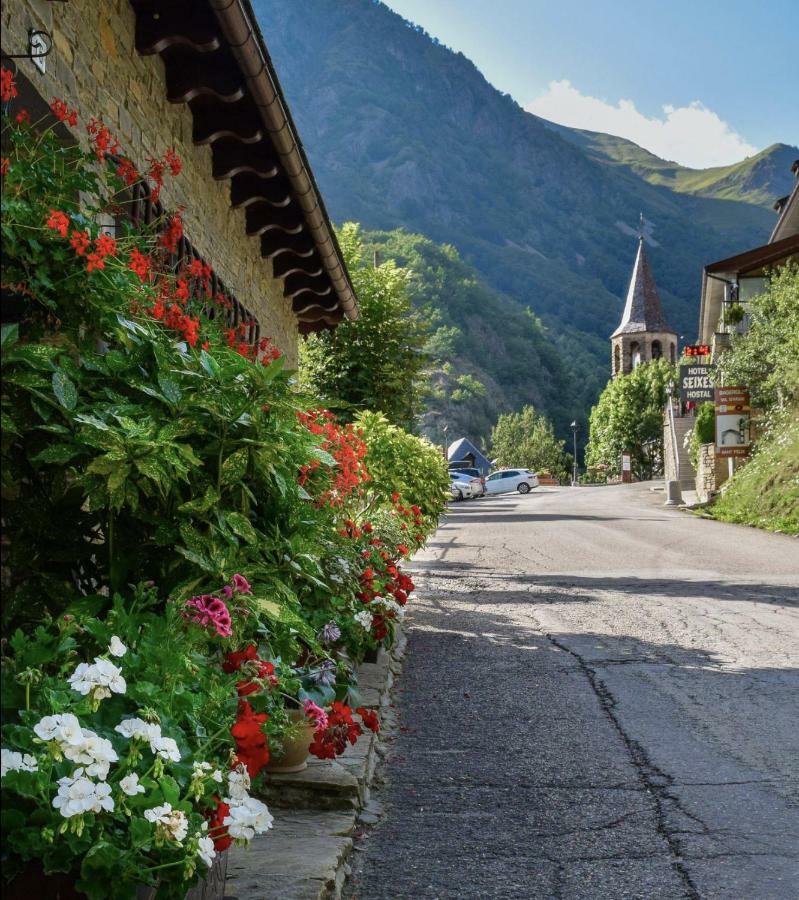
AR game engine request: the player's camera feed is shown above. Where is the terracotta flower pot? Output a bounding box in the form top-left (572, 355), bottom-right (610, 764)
top-left (265, 709), bottom-right (314, 773)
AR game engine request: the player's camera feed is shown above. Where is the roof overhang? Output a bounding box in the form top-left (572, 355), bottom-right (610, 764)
top-left (697, 233), bottom-right (799, 343)
top-left (129, 0), bottom-right (358, 332)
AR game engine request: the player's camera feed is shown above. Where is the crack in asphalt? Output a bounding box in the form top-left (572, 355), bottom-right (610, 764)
top-left (545, 633), bottom-right (705, 900)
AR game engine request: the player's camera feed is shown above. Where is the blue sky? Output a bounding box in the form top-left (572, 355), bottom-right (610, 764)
top-left (383, 0), bottom-right (797, 168)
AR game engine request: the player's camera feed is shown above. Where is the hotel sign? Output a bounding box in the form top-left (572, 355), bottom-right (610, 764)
top-left (680, 364), bottom-right (715, 404)
top-left (715, 387), bottom-right (751, 458)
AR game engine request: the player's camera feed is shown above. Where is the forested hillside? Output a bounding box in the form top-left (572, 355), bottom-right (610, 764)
top-left (254, 0), bottom-right (796, 433)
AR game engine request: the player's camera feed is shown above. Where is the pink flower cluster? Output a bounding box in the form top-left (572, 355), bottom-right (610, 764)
top-left (184, 595), bottom-right (232, 638)
top-left (303, 700), bottom-right (328, 730)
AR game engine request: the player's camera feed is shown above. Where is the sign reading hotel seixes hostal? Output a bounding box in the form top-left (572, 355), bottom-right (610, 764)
top-left (680, 364), bottom-right (715, 403)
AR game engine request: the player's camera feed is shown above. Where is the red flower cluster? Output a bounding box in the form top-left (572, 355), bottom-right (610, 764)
top-left (309, 702), bottom-right (362, 760)
top-left (257, 335), bottom-right (282, 364)
top-left (223, 644), bottom-right (277, 697)
top-left (147, 147), bottom-right (182, 203)
top-left (296, 410), bottom-right (370, 507)
top-left (159, 213), bottom-right (183, 253)
top-left (391, 493), bottom-right (426, 541)
top-left (46, 210), bottom-right (70, 238)
top-left (1, 65), bottom-right (18, 103)
top-left (206, 798), bottom-right (233, 852)
top-left (14, 109), bottom-right (30, 126)
top-left (86, 116), bottom-right (120, 161)
top-left (70, 230), bottom-right (90, 256)
top-left (356, 707), bottom-right (380, 733)
top-left (231, 700), bottom-right (269, 777)
top-left (86, 233), bottom-right (118, 272)
top-left (128, 248), bottom-right (152, 282)
top-left (50, 97), bottom-right (78, 127)
top-left (116, 157), bottom-right (139, 187)
top-left (1, 158), bottom-right (9, 177)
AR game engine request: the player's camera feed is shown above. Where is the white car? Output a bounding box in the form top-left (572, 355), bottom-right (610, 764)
top-left (485, 469), bottom-right (539, 495)
top-left (449, 472), bottom-right (476, 501)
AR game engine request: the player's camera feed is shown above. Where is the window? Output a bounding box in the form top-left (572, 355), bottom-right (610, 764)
top-left (487, 473), bottom-right (502, 481)
top-left (630, 341), bottom-right (641, 368)
top-left (670, 343), bottom-right (676, 362)
top-left (613, 344), bottom-right (621, 374)
top-left (502, 471), bottom-right (518, 478)
top-left (651, 340), bottom-right (662, 360)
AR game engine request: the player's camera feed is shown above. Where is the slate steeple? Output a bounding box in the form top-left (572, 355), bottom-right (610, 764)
top-left (610, 233), bottom-right (678, 376)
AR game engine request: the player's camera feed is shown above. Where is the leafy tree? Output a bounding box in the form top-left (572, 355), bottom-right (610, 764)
top-left (716, 263), bottom-right (799, 411)
top-left (490, 405), bottom-right (570, 481)
top-left (300, 223), bottom-right (430, 430)
top-left (585, 360), bottom-right (676, 480)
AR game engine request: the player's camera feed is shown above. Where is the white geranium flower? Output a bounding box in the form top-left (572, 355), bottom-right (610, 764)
top-left (150, 735), bottom-right (180, 762)
top-left (119, 773), bottom-right (145, 796)
top-left (144, 803), bottom-right (188, 842)
top-left (1, 748), bottom-right (38, 777)
top-left (197, 835), bottom-right (216, 867)
top-left (33, 713), bottom-right (83, 746)
top-left (223, 795), bottom-right (274, 841)
top-left (108, 636), bottom-right (127, 658)
top-left (62, 729), bottom-right (118, 780)
top-left (354, 610), bottom-right (373, 630)
top-left (115, 717), bottom-right (159, 742)
top-left (68, 657), bottom-right (126, 701)
top-left (192, 761), bottom-right (223, 783)
top-left (226, 764), bottom-right (251, 801)
top-left (53, 769), bottom-right (114, 818)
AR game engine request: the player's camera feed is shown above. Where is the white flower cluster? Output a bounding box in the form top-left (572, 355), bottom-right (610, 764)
top-left (120, 772), bottom-right (145, 796)
top-left (115, 718), bottom-right (181, 761)
top-left (374, 597), bottom-right (405, 619)
top-left (192, 761), bottom-right (223, 784)
top-left (1, 748), bottom-right (38, 777)
top-left (219, 767), bottom-right (273, 842)
top-left (68, 657), bottom-right (126, 702)
top-left (53, 768), bottom-right (114, 817)
top-left (353, 610), bottom-right (373, 630)
top-left (34, 714), bottom-right (119, 779)
top-left (197, 834), bottom-right (216, 867)
top-left (222, 795), bottom-right (274, 841)
top-left (144, 803), bottom-right (189, 843)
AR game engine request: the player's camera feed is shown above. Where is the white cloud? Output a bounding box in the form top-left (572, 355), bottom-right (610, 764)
top-left (525, 80), bottom-right (757, 169)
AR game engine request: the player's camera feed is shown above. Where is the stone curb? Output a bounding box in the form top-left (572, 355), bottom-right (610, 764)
top-left (224, 631), bottom-right (406, 900)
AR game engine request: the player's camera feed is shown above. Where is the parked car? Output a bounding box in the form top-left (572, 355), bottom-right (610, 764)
top-left (485, 469), bottom-right (539, 495)
top-left (447, 466), bottom-right (486, 494)
top-left (452, 470), bottom-right (485, 498)
top-left (449, 471), bottom-right (483, 500)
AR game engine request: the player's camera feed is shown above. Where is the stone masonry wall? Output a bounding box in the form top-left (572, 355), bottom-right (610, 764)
top-left (1, 0), bottom-right (299, 364)
top-left (695, 443), bottom-right (728, 502)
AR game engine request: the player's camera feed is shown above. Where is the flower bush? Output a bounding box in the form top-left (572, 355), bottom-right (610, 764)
top-left (1, 69), bottom-right (447, 898)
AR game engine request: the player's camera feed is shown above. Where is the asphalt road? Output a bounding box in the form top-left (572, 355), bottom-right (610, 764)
top-left (346, 483), bottom-right (799, 900)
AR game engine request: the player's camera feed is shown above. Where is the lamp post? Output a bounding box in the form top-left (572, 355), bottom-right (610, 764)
top-left (570, 420), bottom-right (578, 486)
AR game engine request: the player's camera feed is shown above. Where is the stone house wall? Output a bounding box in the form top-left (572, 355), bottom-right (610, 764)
top-left (1, 0), bottom-right (299, 364)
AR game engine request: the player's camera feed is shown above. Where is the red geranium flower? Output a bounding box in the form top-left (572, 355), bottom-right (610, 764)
top-left (46, 210), bottom-right (70, 238)
top-left (1, 66), bottom-right (18, 103)
top-left (356, 707), bottom-right (380, 733)
top-left (231, 700), bottom-right (269, 777)
top-left (206, 797), bottom-right (232, 852)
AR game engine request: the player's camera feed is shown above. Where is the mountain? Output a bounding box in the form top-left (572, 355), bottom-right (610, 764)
top-left (544, 126), bottom-right (796, 209)
top-left (254, 0), bottom-right (796, 432)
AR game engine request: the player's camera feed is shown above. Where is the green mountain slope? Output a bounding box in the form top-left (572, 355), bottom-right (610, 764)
top-left (254, 0), bottom-right (794, 432)
top-left (544, 125), bottom-right (796, 208)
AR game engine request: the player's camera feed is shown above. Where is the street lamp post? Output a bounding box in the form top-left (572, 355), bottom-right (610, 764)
top-left (570, 420), bottom-right (578, 486)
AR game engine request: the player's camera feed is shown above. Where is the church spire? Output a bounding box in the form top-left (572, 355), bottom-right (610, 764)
top-left (611, 233), bottom-right (674, 338)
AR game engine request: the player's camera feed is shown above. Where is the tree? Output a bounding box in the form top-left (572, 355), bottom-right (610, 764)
top-left (716, 262), bottom-right (799, 411)
top-left (490, 405), bottom-right (570, 481)
top-left (299, 223), bottom-right (430, 430)
top-left (585, 360), bottom-right (676, 480)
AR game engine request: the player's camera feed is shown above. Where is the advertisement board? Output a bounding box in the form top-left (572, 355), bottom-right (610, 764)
top-left (680, 364), bottom-right (715, 404)
top-left (715, 387), bottom-right (751, 458)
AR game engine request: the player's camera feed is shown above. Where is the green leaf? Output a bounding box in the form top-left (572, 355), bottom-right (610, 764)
top-left (157, 375), bottom-right (182, 404)
top-left (52, 370), bottom-right (78, 410)
top-left (31, 443), bottom-right (82, 464)
top-left (200, 350), bottom-right (221, 378)
top-left (311, 447), bottom-right (337, 467)
top-left (226, 511), bottom-right (258, 544)
top-left (221, 448), bottom-right (248, 486)
top-left (1, 322), bottom-right (19, 350)
top-left (159, 775), bottom-right (180, 805)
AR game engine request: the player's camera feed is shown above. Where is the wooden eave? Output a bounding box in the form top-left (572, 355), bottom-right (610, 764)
top-left (129, 0), bottom-right (357, 332)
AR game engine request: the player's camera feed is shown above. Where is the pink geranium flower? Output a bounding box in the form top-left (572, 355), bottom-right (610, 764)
top-left (231, 574), bottom-right (252, 595)
top-left (303, 699), bottom-right (328, 730)
top-left (184, 595), bottom-right (232, 638)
